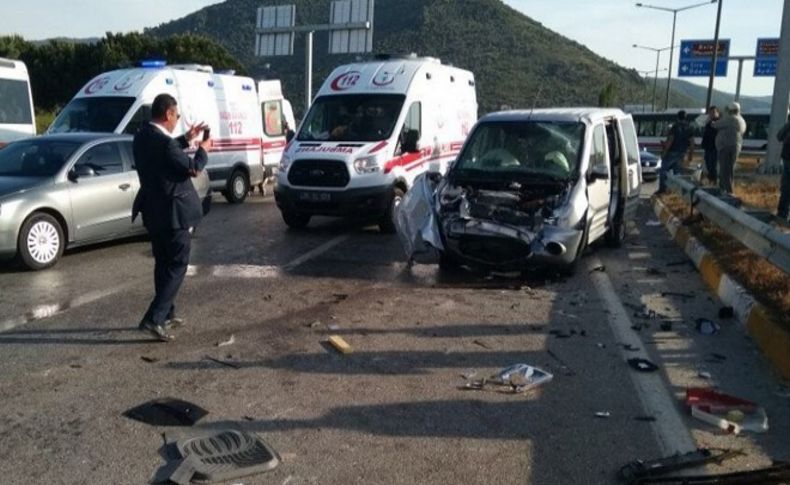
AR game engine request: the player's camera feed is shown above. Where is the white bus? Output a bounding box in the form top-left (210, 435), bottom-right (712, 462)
top-left (0, 58), bottom-right (36, 148)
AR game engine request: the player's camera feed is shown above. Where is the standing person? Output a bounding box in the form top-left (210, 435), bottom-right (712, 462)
top-left (132, 94), bottom-right (211, 341)
top-left (657, 110), bottom-right (694, 194)
top-left (777, 115), bottom-right (790, 220)
top-left (702, 106), bottom-right (720, 184)
top-left (713, 101), bottom-right (747, 194)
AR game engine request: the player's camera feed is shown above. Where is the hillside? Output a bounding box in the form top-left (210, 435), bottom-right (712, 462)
top-left (147, 0), bottom-right (693, 117)
top-left (662, 78), bottom-right (772, 111)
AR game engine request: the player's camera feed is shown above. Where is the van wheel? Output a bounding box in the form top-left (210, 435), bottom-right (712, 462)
top-left (559, 219), bottom-right (589, 276)
top-left (18, 212), bottom-right (64, 270)
top-left (378, 187), bottom-right (405, 234)
top-left (224, 170), bottom-right (249, 204)
top-left (605, 213), bottom-right (626, 248)
top-left (281, 210), bottom-right (311, 229)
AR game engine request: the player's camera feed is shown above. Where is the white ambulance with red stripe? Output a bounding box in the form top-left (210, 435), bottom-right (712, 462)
top-left (275, 55), bottom-right (477, 232)
top-left (47, 61), bottom-right (294, 204)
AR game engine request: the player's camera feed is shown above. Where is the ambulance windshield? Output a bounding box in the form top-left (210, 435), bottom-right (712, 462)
top-left (48, 97), bottom-right (135, 134)
top-left (298, 94), bottom-right (405, 142)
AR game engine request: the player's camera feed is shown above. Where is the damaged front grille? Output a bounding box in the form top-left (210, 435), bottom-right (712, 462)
top-left (456, 234), bottom-right (532, 263)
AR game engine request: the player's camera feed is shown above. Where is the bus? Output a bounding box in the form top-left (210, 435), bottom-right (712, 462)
top-left (632, 109), bottom-right (770, 154)
top-left (0, 58), bottom-right (36, 148)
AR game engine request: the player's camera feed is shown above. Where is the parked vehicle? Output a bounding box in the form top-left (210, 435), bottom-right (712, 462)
top-left (0, 133), bottom-right (210, 270)
top-left (396, 108), bottom-right (643, 274)
top-left (274, 54), bottom-right (477, 232)
top-left (0, 57), bottom-right (36, 148)
top-left (47, 61), bottom-right (294, 203)
top-left (639, 148), bottom-right (661, 181)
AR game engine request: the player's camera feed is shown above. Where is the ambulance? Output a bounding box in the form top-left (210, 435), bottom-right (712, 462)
top-left (47, 61), bottom-right (294, 203)
top-left (274, 55), bottom-right (477, 232)
top-left (0, 57), bottom-right (36, 148)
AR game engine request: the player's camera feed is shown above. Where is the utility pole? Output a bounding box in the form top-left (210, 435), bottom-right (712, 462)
top-left (764, 0), bottom-right (790, 173)
top-left (705, 0), bottom-right (724, 108)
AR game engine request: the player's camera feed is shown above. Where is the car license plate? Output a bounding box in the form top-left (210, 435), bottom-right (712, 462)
top-left (298, 191), bottom-right (331, 202)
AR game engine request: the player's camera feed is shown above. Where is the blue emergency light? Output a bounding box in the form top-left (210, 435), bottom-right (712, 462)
top-left (138, 60), bottom-right (167, 68)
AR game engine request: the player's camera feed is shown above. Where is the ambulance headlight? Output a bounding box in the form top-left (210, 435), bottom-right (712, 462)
top-left (353, 155), bottom-right (380, 174)
top-left (279, 154), bottom-right (292, 172)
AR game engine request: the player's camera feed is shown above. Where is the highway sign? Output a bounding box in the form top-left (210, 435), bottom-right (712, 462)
top-left (679, 39), bottom-right (730, 77)
top-left (679, 59), bottom-right (728, 77)
top-left (329, 0), bottom-right (375, 54)
top-left (754, 38), bottom-right (779, 77)
top-left (255, 5), bottom-right (296, 56)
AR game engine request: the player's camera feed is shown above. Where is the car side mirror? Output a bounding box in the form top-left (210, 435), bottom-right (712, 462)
top-left (69, 165), bottom-right (95, 182)
top-left (402, 129), bottom-right (420, 154)
top-left (587, 164), bottom-right (609, 183)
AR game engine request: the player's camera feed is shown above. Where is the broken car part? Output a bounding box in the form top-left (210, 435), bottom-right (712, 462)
top-left (627, 358), bottom-right (659, 373)
top-left (617, 448), bottom-right (743, 484)
top-left (123, 398), bottom-right (208, 427)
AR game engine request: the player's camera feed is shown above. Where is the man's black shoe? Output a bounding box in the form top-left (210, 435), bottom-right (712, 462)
top-left (139, 320), bottom-right (174, 342)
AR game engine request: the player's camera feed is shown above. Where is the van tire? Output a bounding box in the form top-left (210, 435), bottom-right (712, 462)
top-left (17, 212), bottom-right (65, 271)
top-left (605, 212), bottom-right (626, 248)
top-left (224, 169), bottom-right (249, 204)
top-left (559, 218), bottom-right (589, 276)
top-left (378, 187), bottom-right (405, 234)
top-left (281, 210), bottom-right (311, 229)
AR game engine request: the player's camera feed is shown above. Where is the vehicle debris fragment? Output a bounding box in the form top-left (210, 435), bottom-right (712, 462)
top-left (460, 364), bottom-right (553, 394)
top-left (685, 388), bottom-right (769, 434)
top-left (718, 306), bottom-right (734, 319)
top-left (216, 335), bottom-right (236, 347)
top-left (123, 398), bottom-right (208, 427)
top-left (695, 319), bottom-right (720, 335)
top-left (617, 448), bottom-right (743, 484)
top-left (627, 358), bottom-right (659, 373)
top-left (327, 335), bottom-right (353, 355)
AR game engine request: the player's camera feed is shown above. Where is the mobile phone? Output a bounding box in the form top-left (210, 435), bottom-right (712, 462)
top-left (202, 127), bottom-right (211, 141)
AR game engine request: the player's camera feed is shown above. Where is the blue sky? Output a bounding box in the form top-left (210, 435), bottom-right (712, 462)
top-left (1, 0), bottom-right (783, 96)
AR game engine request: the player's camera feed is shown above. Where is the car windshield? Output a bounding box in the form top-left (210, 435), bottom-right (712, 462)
top-left (298, 94), bottom-right (405, 142)
top-left (454, 121), bottom-right (585, 181)
top-left (0, 139), bottom-right (81, 177)
top-left (48, 96), bottom-right (135, 134)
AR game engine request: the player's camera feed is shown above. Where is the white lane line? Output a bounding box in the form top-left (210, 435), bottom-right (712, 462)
top-left (282, 234), bottom-right (351, 270)
top-left (587, 256), bottom-right (696, 456)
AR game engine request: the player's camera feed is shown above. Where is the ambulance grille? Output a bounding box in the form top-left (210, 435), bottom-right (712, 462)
top-left (288, 160), bottom-right (350, 188)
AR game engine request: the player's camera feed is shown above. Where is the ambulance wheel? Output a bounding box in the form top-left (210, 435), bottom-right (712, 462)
top-left (224, 170), bottom-right (249, 204)
top-left (281, 210), bottom-right (311, 229)
top-left (378, 187), bottom-right (404, 234)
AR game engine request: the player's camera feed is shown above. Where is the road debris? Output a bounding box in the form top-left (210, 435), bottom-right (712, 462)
top-left (472, 339), bottom-right (492, 349)
top-left (645, 219), bottom-right (663, 227)
top-left (589, 264), bottom-right (606, 273)
top-left (617, 448), bottom-right (743, 484)
top-left (140, 356), bottom-right (159, 363)
top-left (217, 335), bottom-right (236, 347)
top-left (123, 398), bottom-right (208, 427)
top-left (633, 416), bottom-right (657, 422)
top-left (460, 364), bottom-right (553, 394)
top-left (685, 388), bottom-right (769, 434)
top-left (621, 344), bottom-right (640, 352)
top-left (627, 358), bottom-right (659, 373)
top-left (327, 335), bottom-right (353, 355)
top-left (660, 291), bottom-right (694, 299)
top-left (695, 318), bottom-right (720, 335)
top-left (698, 371), bottom-right (712, 380)
top-left (594, 411), bottom-right (611, 418)
top-left (718, 306), bottom-right (735, 319)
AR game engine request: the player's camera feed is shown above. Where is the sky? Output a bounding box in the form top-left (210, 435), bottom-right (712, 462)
top-left (0, 0), bottom-right (783, 97)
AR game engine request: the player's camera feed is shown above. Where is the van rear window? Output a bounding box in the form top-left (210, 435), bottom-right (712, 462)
top-left (0, 79), bottom-right (33, 125)
top-left (48, 96), bottom-right (135, 134)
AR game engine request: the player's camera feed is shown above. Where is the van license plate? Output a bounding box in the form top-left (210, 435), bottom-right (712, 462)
top-left (298, 191), bottom-right (331, 202)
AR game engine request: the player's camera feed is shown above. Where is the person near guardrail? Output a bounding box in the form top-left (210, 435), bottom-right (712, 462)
top-left (777, 115), bottom-right (790, 220)
top-left (657, 110), bottom-right (694, 194)
top-left (702, 106), bottom-right (720, 184)
top-left (713, 101), bottom-right (747, 194)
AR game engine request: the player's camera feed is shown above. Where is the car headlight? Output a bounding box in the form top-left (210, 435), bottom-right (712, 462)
top-left (353, 155), bottom-right (380, 174)
top-left (279, 154), bottom-right (292, 173)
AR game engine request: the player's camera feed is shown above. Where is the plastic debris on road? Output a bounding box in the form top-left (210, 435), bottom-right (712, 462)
top-left (617, 448), bottom-right (744, 484)
top-left (327, 335), bottom-right (353, 355)
top-left (123, 398), bottom-right (208, 427)
top-left (460, 364), bottom-right (553, 394)
top-left (627, 358), bottom-right (659, 373)
top-left (685, 388), bottom-right (769, 434)
top-left (217, 335), bottom-right (235, 347)
top-left (595, 411), bottom-right (611, 418)
top-left (645, 220), bottom-right (663, 227)
top-left (695, 318), bottom-right (720, 335)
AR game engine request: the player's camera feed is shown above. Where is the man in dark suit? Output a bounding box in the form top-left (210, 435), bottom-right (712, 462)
top-left (132, 93), bottom-right (211, 341)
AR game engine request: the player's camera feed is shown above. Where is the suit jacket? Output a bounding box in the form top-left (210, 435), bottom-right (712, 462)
top-left (132, 123), bottom-right (208, 231)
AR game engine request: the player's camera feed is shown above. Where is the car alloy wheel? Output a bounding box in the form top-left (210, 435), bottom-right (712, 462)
top-left (27, 220), bottom-right (61, 265)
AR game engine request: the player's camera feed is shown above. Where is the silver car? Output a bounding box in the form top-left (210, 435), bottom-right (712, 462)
top-left (0, 133), bottom-right (210, 270)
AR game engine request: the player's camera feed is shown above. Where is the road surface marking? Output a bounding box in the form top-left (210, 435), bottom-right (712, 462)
top-left (587, 256), bottom-right (697, 456)
top-left (282, 234), bottom-right (351, 270)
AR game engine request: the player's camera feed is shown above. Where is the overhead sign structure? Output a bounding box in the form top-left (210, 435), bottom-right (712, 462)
top-left (329, 0), bottom-right (375, 54)
top-left (754, 38), bottom-right (780, 77)
top-left (255, 5), bottom-right (296, 56)
top-left (678, 39), bottom-right (730, 77)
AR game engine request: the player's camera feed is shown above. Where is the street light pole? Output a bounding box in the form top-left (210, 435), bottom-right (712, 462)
top-left (634, 44), bottom-right (675, 111)
top-left (705, 0), bottom-right (724, 108)
top-left (636, 1), bottom-right (717, 110)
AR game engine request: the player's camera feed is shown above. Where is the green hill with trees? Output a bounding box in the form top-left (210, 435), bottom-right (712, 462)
top-left (147, 0), bottom-right (694, 117)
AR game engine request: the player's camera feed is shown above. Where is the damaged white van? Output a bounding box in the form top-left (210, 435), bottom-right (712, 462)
top-left (275, 55), bottom-right (477, 232)
top-left (396, 108), bottom-right (642, 273)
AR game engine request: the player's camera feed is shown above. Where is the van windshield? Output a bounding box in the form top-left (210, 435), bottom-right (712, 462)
top-left (0, 79), bottom-right (33, 124)
top-left (48, 97), bottom-right (135, 134)
top-left (453, 121), bottom-right (585, 181)
top-left (298, 94), bottom-right (405, 142)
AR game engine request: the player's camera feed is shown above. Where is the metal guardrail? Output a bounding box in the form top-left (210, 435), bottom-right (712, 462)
top-left (665, 172), bottom-right (790, 274)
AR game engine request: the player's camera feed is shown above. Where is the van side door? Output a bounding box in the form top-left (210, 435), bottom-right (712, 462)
top-left (617, 116), bottom-right (642, 221)
top-left (586, 123), bottom-right (612, 242)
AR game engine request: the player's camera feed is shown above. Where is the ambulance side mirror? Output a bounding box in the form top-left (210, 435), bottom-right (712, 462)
top-left (402, 129), bottom-right (420, 154)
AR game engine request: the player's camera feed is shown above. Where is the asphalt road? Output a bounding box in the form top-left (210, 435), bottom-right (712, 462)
top-left (0, 183), bottom-right (788, 485)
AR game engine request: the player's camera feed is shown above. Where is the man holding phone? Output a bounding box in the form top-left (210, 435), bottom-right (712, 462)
top-left (132, 93), bottom-right (212, 341)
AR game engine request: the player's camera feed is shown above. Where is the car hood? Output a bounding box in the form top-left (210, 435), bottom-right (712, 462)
top-left (0, 176), bottom-right (50, 199)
